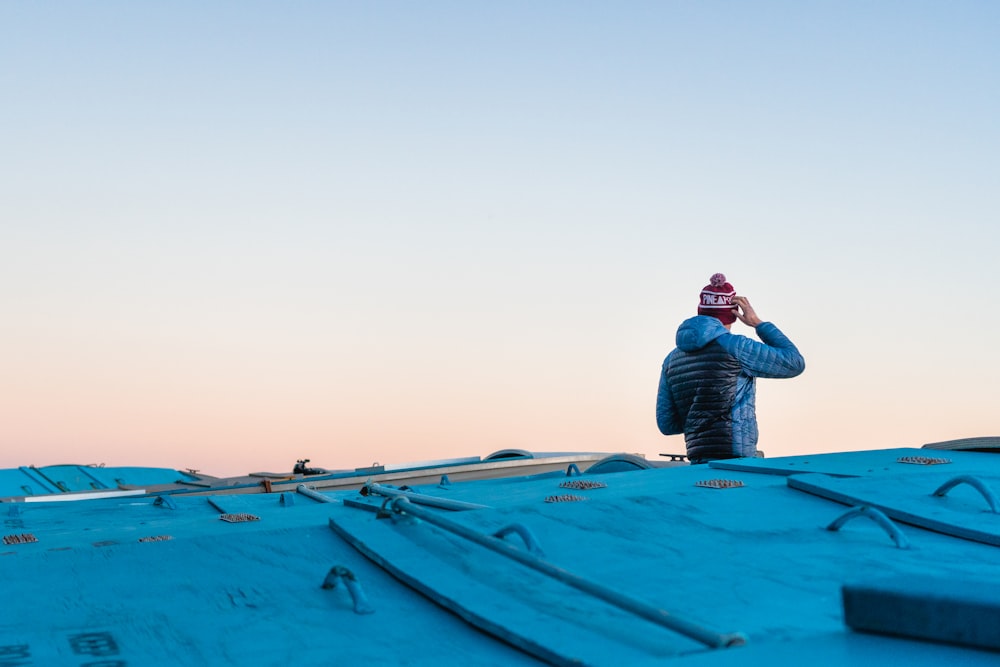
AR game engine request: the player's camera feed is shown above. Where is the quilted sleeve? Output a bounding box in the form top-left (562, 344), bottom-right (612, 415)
top-left (656, 354), bottom-right (683, 435)
top-left (719, 322), bottom-right (805, 379)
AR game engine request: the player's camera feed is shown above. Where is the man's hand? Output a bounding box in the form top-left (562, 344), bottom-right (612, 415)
top-left (731, 296), bottom-right (763, 328)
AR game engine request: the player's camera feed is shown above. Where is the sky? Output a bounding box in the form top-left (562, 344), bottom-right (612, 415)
top-left (1, 2), bottom-right (998, 476)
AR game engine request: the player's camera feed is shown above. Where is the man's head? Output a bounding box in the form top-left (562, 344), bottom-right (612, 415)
top-left (698, 273), bottom-right (736, 325)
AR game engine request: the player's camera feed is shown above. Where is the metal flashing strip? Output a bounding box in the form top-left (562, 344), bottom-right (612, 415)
top-left (23, 489), bottom-right (147, 503)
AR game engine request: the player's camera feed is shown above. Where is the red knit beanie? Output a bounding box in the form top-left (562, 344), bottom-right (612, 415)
top-left (698, 273), bottom-right (737, 324)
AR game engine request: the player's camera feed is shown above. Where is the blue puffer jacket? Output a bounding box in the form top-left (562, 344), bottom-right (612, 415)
top-left (656, 316), bottom-right (805, 462)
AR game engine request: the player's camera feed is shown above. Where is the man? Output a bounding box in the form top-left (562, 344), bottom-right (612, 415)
top-left (656, 273), bottom-right (805, 463)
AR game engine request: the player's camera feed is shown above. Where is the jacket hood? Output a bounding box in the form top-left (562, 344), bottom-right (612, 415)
top-left (675, 315), bottom-right (729, 352)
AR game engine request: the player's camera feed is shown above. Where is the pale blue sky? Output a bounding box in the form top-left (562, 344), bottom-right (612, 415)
top-left (2, 2), bottom-right (998, 474)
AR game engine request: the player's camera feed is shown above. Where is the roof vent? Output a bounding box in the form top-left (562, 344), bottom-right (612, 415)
top-left (545, 494), bottom-right (587, 503)
top-left (220, 513), bottom-right (260, 523)
top-left (559, 480), bottom-right (607, 490)
top-left (898, 456), bottom-right (951, 465)
top-left (696, 479), bottom-right (745, 489)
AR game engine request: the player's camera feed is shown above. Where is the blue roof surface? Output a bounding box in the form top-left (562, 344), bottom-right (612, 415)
top-left (1, 447), bottom-right (998, 665)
